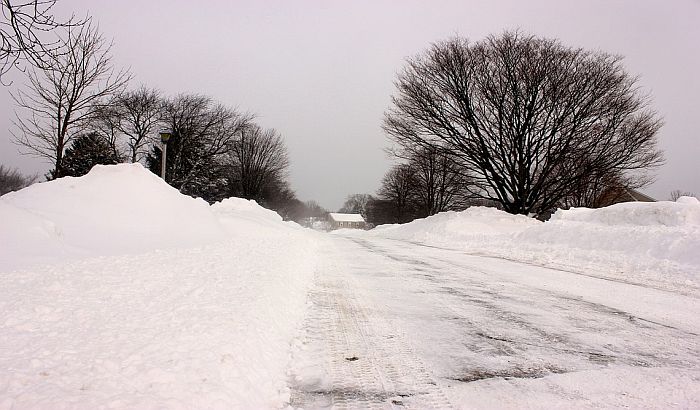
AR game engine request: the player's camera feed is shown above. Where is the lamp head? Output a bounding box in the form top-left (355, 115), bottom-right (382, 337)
top-left (159, 131), bottom-right (172, 143)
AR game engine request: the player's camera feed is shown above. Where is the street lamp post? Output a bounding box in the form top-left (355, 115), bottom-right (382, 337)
top-left (159, 131), bottom-right (172, 180)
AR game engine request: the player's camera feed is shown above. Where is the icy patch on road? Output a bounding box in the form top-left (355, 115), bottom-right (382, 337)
top-left (363, 200), bottom-right (700, 295)
top-left (446, 366), bottom-right (700, 409)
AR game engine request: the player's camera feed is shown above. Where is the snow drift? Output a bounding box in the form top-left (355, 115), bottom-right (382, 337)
top-left (0, 164), bottom-right (320, 408)
top-left (520, 197), bottom-right (700, 268)
top-left (0, 163), bottom-right (227, 271)
top-left (212, 196), bottom-right (301, 232)
top-left (371, 206), bottom-right (540, 243)
top-left (365, 200), bottom-right (700, 294)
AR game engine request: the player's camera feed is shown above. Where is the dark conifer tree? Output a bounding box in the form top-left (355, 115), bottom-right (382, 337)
top-left (53, 133), bottom-right (122, 179)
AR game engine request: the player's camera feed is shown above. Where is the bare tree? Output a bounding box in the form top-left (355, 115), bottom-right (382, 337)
top-left (670, 189), bottom-right (696, 201)
top-left (384, 31), bottom-right (663, 216)
top-left (0, 163), bottom-right (37, 195)
top-left (377, 164), bottom-right (418, 223)
top-left (304, 200), bottom-right (328, 219)
top-left (260, 178), bottom-right (299, 219)
top-left (11, 22), bottom-right (130, 178)
top-left (0, 0), bottom-right (86, 78)
top-left (339, 193), bottom-right (373, 217)
top-left (104, 86), bottom-right (162, 163)
top-left (226, 124), bottom-right (290, 201)
top-left (147, 94), bottom-right (253, 200)
top-left (89, 103), bottom-right (122, 160)
top-left (365, 197), bottom-right (396, 226)
top-left (407, 146), bottom-right (472, 216)
top-left (559, 169), bottom-right (623, 208)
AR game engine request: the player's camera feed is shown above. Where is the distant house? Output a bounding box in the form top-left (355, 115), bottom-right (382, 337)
top-left (328, 213), bottom-right (366, 230)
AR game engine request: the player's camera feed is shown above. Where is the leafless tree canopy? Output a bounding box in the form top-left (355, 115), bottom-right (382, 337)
top-left (408, 146), bottom-right (472, 216)
top-left (226, 124), bottom-right (290, 201)
top-left (377, 164), bottom-right (418, 223)
top-left (0, 163), bottom-right (37, 195)
top-left (669, 189), bottom-right (696, 201)
top-left (371, 147), bottom-right (472, 224)
top-left (384, 31), bottom-right (664, 215)
top-left (0, 0), bottom-right (86, 78)
top-left (339, 193), bottom-right (373, 216)
top-left (11, 22), bottom-right (130, 178)
top-left (94, 86), bottom-right (162, 163)
top-left (156, 93), bottom-right (253, 194)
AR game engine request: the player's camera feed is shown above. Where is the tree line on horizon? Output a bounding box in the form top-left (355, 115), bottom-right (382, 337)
top-left (0, 2), bottom-right (692, 223)
top-left (0, 1), bottom-right (323, 220)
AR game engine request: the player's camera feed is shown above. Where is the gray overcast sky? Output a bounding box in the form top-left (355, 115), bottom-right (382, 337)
top-left (1, 0), bottom-right (698, 211)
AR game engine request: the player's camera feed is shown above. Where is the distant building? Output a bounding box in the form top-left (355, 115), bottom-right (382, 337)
top-left (328, 213), bottom-right (366, 230)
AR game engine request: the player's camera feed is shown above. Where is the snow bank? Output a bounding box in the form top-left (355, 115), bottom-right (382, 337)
top-left (0, 231), bottom-right (319, 409)
top-left (520, 197), bottom-right (700, 268)
top-left (366, 200), bottom-right (700, 294)
top-left (0, 163), bottom-right (321, 408)
top-left (0, 163), bottom-right (227, 271)
top-left (550, 196), bottom-right (700, 227)
top-left (371, 207), bottom-right (540, 242)
top-left (212, 197), bottom-right (300, 232)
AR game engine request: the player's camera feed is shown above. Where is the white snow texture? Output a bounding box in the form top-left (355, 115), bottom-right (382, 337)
top-left (0, 164), bottom-right (698, 408)
top-left (367, 200), bottom-right (700, 294)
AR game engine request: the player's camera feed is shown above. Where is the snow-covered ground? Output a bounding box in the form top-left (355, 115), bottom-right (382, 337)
top-left (0, 165), bottom-right (320, 409)
top-left (364, 201), bottom-right (700, 296)
top-left (1, 164), bottom-right (698, 409)
top-left (290, 235), bottom-right (700, 409)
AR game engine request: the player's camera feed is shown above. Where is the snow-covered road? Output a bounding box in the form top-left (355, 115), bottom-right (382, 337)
top-left (289, 233), bottom-right (700, 409)
top-left (3, 166), bottom-right (698, 408)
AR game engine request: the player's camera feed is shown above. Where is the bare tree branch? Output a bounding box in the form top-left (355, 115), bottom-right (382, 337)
top-left (1, 0), bottom-right (88, 80)
top-left (226, 124), bottom-right (290, 202)
top-left (384, 31), bottom-right (664, 216)
top-left (10, 21), bottom-right (131, 178)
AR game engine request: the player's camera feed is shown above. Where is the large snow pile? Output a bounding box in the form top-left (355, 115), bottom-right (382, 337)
top-left (519, 197), bottom-right (700, 269)
top-left (366, 200), bottom-right (700, 294)
top-left (371, 206), bottom-right (540, 243)
top-left (0, 164), bottom-right (320, 408)
top-left (0, 163), bottom-right (227, 271)
top-left (212, 197), bottom-right (301, 232)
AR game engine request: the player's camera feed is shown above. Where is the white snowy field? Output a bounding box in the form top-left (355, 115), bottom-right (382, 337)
top-left (1, 164), bottom-right (699, 409)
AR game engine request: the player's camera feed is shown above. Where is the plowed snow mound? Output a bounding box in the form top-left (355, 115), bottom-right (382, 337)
top-left (369, 206), bottom-right (540, 242)
top-left (0, 164), bottom-right (228, 270)
top-left (0, 164), bottom-right (320, 408)
top-left (364, 199), bottom-right (700, 294)
top-left (520, 197), bottom-right (700, 268)
top-left (550, 196), bottom-right (700, 227)
top-left (212, 197), bottom-right (301, 231)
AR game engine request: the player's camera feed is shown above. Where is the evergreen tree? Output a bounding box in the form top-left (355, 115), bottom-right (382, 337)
top-left (55, 133), bottom-right (122, 178)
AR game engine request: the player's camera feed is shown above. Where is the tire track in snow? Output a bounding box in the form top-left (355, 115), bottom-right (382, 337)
top-left (288, 242), bottom-right (453, 409)
top-left (390, 238), bottom-right (700, 298)
top-left (347, 236), bottom-right (700, 373)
